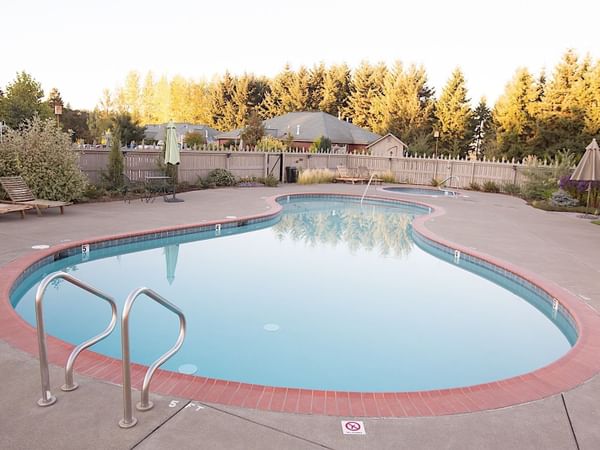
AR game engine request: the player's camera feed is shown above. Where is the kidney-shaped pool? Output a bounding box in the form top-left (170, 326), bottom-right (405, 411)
top-left (10, 196), bottom-right (577, 392)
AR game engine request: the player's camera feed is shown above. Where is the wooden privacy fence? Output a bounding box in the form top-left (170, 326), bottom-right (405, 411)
top-left (75, 149), bottom-right (554, 188)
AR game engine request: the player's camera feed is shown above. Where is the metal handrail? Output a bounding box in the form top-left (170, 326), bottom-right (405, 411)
top-left (360, 173), bottom-right (379, 206)
top-left (119, 287), bottom-right (186, 429)
top-left (438, 175), bottom-right (460, 195)
top-left (34, 272), bottom-right (118, 407)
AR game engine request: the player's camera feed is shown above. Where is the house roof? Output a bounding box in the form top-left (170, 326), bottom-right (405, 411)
top-left (366, 133), bottom-right (408, 149)
top-left (144, 123), bottom-right (220, 142)
top-left (216, 112), bottom-right (380, 145)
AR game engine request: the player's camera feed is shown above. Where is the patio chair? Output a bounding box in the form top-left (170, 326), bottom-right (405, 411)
top-left (0, 203), bottom-right (33, 219)
top-left (0, 176), bottom-right (72, 215)
top-left (120, 174), bottom-right (148, 203)
top-left (358, 166), bottom-right (383, 184)
top-left (335, 165), bottom-right (363, 184)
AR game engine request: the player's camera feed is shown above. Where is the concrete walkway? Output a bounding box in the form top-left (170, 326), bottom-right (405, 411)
top-left (1, 184), bottom-right (598, 449)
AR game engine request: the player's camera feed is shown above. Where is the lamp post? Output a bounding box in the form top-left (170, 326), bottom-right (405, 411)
top-left (54, 104), bottom-right (63, 128)
top-left (433, 130), bottom-right (440, 158)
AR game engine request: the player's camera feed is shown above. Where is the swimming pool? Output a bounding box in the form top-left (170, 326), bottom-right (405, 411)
top-left (9, 195), bottom-right (576, 393)
top-left (382, 187), bottom-right (459, 197)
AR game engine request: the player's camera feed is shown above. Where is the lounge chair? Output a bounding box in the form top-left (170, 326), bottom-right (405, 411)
top-left (0, 203), bottom-right (33, 219)
top-left (335, 165), bottom-right (364, 184)
top-left (0, 176), bottom-right (72, 215)
top-left (358, 166), bottom-right (383, 184)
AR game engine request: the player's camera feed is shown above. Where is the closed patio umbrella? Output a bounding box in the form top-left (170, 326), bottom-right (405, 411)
top-left (570, 138), bottom-right (600, 216)
top-left (164, 244), bottom-right (180, 285)
top-left (164, 122), bottom-right (184, 202)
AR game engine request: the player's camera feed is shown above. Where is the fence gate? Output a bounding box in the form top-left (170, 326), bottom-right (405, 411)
top-left (267, 153), bottom-right (284, 182)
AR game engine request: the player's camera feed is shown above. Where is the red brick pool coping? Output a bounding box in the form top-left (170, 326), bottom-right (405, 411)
top-left (1, 192), bottom-right (600, 417)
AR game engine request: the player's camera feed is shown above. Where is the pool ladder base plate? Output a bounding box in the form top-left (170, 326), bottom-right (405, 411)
top-left (61, 383), bottom-right (79, 392)
top-left (37, 395), bottom-right (57, 407)
top-left (136, 401), bottom-right (154, 412)
top-left (119, 418), bottom-right (138, 429)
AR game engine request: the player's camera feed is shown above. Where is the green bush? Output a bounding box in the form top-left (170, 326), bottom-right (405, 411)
top-left (521, 170), bottom-right (556, 200)
top-left (482, 181), bottom-right (500, 193)
top-left (430, 178), bottom-right (441, 187)
top-left (0, 117), bottom-right (87, 201)
top-left (256, 135), bottom-right (287, 152)
top-left (309, 135), bottom-right (332, 153)
top-left (502, 183), bottom-right (521, 196)
top-left (260, 174), bottom-right (279, 187)
top-left (206, 168), bottom-right (236, 186)
top-left (298, 168), bottom-right (335, 184)
top-left (103, 131), bottom-right (124, 189)
top-left (184, 131), bottom-right (206, 148)
top-left (468, 182), bottom-right (481, 191)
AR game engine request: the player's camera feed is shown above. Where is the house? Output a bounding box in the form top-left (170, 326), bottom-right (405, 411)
top-left (216, 111), bottom-right (380, 152)
top-left (366, 133), bottom-right (408, 157)
top-left (144, 123), bottom-right (220, 145)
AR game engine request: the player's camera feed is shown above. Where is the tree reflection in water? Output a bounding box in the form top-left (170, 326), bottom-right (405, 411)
top-left (273, 205), bottom-right (415, 257)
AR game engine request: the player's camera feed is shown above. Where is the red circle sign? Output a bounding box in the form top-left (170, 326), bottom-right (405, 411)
top-left (345, 421), bottom-right (362, 432)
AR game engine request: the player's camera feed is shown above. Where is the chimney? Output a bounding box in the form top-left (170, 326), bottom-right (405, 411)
top-left (296, 124), bottom-right (301, 135)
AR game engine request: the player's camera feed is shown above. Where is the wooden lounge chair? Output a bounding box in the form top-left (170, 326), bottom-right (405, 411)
top-left (335, 165), bottom-right (364, 184)
top-left (0, 203), bottom-right (33, 219)
top-left (358, 166), bottom-right (383, 184)
top-left (0, 176), bottom-right (72, 215)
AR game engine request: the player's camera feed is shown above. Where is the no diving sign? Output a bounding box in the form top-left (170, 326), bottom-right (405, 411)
top-left (341, 420), bottom-right (366, 435)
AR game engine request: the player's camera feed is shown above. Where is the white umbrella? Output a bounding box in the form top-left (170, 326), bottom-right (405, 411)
top-left (164, 122), bottom-right (184, 202)
top-left (570, 138), bottom-right (600, 216)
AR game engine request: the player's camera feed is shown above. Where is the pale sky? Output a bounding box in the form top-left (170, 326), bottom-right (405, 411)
top-left (2, 0), bottom-right (598, 110)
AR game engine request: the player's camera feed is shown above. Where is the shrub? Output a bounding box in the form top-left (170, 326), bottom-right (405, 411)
top-left (256, 135), bottom-right (287, 152)
top-left (482, 181), bottom-right (500, 193)
top-left (502, 183), bottom-right (521, 196)
top-left (0, 117), bottom-right (87, 201)
top-left (430, 178), bottom-right (441, 187)
top-left (260, 174), bottom-right (279, 187)
top-left (469, 182), bottom-right (481, 191)
top-left (521, 169), bottom-right (556, 200)
top-left (298, 168), bottom-right (335, 184)
top-left (309, 135), bottom-right (332, 153)
top-left (551, 189), bottom-right (579, 207)
top-left (184, 131), bottom-right (206, 148)
top-left (377, 171), bottom-right (396, 183)
top-left (103, 131), bottom-right (124, 189)
top-left (206, 168), bottom-right (236, 186)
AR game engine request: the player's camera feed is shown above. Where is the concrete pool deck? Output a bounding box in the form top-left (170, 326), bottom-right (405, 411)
top-left (1, 184), bottom-right (599, 449)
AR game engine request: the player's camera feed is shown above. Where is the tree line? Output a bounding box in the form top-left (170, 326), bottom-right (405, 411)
top-left (1, 49), bottom-right (599, 160)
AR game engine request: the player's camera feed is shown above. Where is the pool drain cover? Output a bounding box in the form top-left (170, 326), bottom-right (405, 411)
top-left (263, 323), bottom-right (280, 332)
top-left (178, 364), bottom-right (198, 375)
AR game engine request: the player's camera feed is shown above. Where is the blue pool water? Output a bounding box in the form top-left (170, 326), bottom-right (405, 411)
top-left (383, 187), bottom-right (459, 197)
top-left (10, 197), bottom-right (575, 392)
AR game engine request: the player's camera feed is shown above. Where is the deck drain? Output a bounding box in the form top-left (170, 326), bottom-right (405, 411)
top-left (178, 364), bottom-right (198, 375)
top-left (225, 215), bottom-right (237, 219)
top-left (31, 244), bottom-right (50, 250)
top-left (263, 323), bottom-right (280, 332)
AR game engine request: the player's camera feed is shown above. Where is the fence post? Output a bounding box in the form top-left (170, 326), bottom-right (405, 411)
top-left (263, 153), bottom-right (268, 178)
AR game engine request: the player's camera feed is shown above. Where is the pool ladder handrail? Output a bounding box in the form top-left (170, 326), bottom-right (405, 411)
top-left (34, 271), bottom-right (118, 407)
top-left (119, 287), bottom-right (186, 429)
top-left (438, 175), bottom-right (460, 196)
top-left (360, 173), bottom-right (379, 206)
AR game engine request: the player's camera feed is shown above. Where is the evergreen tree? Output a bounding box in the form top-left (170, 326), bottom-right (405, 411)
top-left (140, 71), bottom-right (158, 124)
top-left (584, 61), bottom-right (600, 135)
top-left (208, 72), bottom-right (238, 130)
top-left (371, 62), bottom-right (435, 145)
top-left (0, 72), bottom-right (51, 128)
top-left (319, 64), bottom-right (351, 117)
top-left (240, 110), bottom-right (264, 146)
top-left (307, 63), bottom-right (326, 111)
top-left (492, 68), bottom-right (538, 159)
top-left (47, 88), bottom-right (64, 110)
top-left (170, 75), bottom-right (193, 122)
top-left (534, 50), bottom-right (589, 156)
top-left (435, 68), bottom-right (473, 156)
top-left (189, 80), bottom-right (212, 124)
top-left (287, 66), bottom-right (311, 111)
top-left (260, 64), bottom-right (296, 117)
top-left (105, 130), bottom-right (124, 189)
top-left (469, 97), bottom-right (494, 156)
top-left (154, 75), bottom-right (171, 124)
top-left (347, 62), bottom-right (387, 129)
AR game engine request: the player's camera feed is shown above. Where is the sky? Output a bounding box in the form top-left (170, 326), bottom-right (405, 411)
top-left (2, 0), bottom-right (599, 110)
